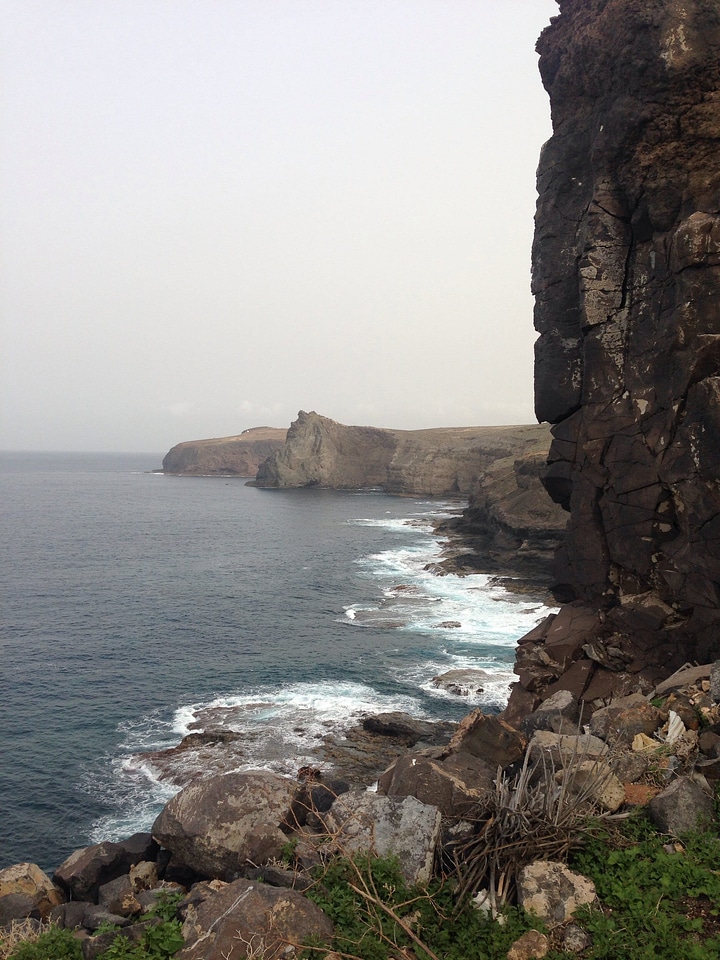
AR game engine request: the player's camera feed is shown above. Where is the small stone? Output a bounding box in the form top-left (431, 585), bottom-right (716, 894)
top-left (507, 929), bottom-right (550, 960)
top-left (517, 861), bottom-right (596, 926)
top-left (563, 923), bottom-right (591, 953)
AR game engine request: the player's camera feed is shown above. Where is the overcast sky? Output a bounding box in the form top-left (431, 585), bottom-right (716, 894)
top-left (2, 0), bottom-right (558, 453)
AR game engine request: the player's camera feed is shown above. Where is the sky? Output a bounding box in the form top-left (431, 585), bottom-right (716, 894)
top-left (1, 0), bottom-right (558, 453)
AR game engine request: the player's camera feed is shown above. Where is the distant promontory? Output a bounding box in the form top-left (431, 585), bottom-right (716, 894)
top-left (162, 426), bottom-right (287, 476)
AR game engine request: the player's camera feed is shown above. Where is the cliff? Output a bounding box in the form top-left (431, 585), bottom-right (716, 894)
top-left (515, 0), bottom-right (720, 705)
top-left (437, 449), bottom-right (568, 581)
top-left (163, 427), bottom-right (287, 476)
top-left (252, 410), bottom-right (554, 497)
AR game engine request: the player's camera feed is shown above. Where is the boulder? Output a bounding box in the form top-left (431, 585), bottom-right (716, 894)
top-left (152, 770), bottom-right (299, 881)
top-left (521, 689), bottom-right (579, 736)
top-left (178, 878), bottom-right (333, 960)
top-left (377, 750), bottom-right (494, 819)
top-left (558, 759), bottom-right (626, 813)
top-left (324, 792), bottom-right (441, 886)
top-left (431, 669), bottom-right (492, 698)
top-left (448, 710), bottom-right (526, 768)
top-left (97, 874), bottom-right (141, 918)
top-left (517, 861), bottom-right (596, 926)
top-left (0, 893), bottom-right (41, 926)
top-left (54, 834), bottom-right (158, 902)
top-left (360, 712), bottom-right (447, 745)
top-left (648, 777), bottom-right (716, 835)
top-left (589, 695), bottom-right (661, 743)
top-left (0, 862), bottom-right (64, 920)
top-left (526, 730), bottom-right (608, 767)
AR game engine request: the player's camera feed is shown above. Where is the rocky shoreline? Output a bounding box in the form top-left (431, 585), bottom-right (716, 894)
top-left (4, 663), bottom-right (720, 958)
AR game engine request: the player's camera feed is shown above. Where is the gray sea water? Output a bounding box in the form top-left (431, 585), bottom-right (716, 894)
top-left (0, 452), bottom-right (551, 872)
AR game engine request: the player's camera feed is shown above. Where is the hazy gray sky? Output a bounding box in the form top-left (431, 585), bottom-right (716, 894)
top-left (2, 0), bottom-right (558, 453)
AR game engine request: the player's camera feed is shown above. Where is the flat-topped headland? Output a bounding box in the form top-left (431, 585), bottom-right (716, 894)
top-left (162, 426), bottom-right (287, 476)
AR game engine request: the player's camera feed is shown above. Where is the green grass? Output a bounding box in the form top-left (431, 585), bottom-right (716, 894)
top-left (545, 814), bottom-right (720, 959)
top-left (304, 853), bottom-right (545, 960)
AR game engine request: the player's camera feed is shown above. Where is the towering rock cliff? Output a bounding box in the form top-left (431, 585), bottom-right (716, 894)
top-left (253, 410), bottom-right (554, 497)
top-left (527, 0), bottom-right (720, 694)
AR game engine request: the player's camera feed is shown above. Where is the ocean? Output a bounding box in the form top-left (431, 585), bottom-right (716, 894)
top-left (0, 451), bottom-right (551, 873)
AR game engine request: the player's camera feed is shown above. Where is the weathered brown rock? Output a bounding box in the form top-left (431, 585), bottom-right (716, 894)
top-left (0, 863), bottom-right (64, 920)
top-left (152, 771), bottom-right (299, 881)
top-left (163, 426), bottom-right (287, 476)
top-left (54, 835), bottom-right (158, 903)
top-left (533, 0), bottom-right (720, 660)
top-left (177, 878), bottom-right (333, 960)
top-left (448, 710), bottom-right (526, 768)
top-left (377, 750), bottom-right (495, 819)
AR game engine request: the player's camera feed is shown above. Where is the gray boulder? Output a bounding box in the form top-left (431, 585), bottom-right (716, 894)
top-left (648, 777), bottom-right (716, 835)
top-left (152, 770), bottom-right (299, 881)
top-left (324, 792), bottom-right (441, 886)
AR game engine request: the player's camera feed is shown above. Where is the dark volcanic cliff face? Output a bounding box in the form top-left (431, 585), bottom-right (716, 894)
top-left (534, 0), bottom-right (720, 652)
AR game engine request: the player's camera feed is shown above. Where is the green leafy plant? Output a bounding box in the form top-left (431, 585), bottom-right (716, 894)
top-left (144, 890), bottom-right (184, 923)
top-left (4, 924), bottom-right (82, 960)
top-left (97, 920), bottom-right (184, 960)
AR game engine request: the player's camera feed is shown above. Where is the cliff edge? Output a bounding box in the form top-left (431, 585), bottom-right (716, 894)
top-left (515, 0), bottom-right (720, 708)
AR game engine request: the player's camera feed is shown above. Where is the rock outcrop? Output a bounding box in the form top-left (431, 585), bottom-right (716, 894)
top-left (436, 446), bottom-right (567, 580)
top-left (530, 0), bottom-right (720, 676)
top-left (163, 427), bottom-right (287, 476)
top-left (253, 410), bottom-right (554, 498)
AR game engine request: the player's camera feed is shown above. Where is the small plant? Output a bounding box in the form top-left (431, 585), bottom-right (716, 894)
top-left (3, 923), bottom-right (82, 960)
top-left (96, 919), bottom-right (184, 960)
top-left (279, 837), bottom-right (299, 867)
top-left (145, 890), bottom-right (184, 922)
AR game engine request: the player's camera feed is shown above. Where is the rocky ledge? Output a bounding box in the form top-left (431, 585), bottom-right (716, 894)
top-left (162, 427), bottom-right (287, 476)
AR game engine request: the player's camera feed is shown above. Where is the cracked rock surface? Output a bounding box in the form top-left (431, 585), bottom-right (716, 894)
top-left (533, 0), bottom-right (720, 657)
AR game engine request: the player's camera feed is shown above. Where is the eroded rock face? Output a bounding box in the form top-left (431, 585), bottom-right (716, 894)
top-left (162, 427), bottom-right (287, 476)
top-left (254, 410), bottom-right (554, 498)
top-left (534, 0), bottom-right (720, 653)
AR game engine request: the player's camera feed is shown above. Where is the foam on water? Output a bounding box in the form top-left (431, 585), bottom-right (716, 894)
top-left (86, 680), bottom-right (426, 842)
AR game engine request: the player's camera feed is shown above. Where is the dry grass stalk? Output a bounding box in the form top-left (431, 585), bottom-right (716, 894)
top-left (453, 735), bottom-right (626, 913)
top-left (0, 918), bottom-right (52, 960)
